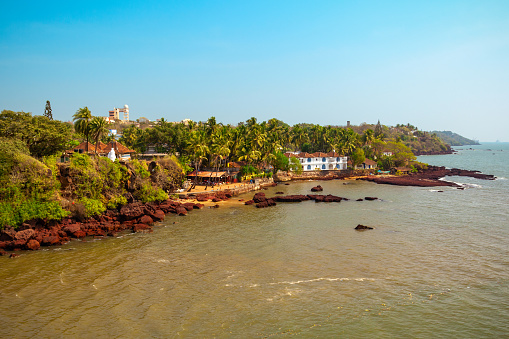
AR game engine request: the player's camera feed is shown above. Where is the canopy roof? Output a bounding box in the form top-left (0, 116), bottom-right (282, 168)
top-left (187, 171), bottom-right (228, 178)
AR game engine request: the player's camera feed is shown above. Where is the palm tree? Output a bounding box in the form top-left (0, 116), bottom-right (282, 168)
top-left (73, 107), bottom-right (93, 151)
top-left (89, 117), bottom-right (110, 155)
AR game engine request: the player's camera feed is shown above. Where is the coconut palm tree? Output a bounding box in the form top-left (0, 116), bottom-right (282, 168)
top-left (73, 107), bottom-right (93, 151)
top-left (89, 117), bottom-right (110, 155)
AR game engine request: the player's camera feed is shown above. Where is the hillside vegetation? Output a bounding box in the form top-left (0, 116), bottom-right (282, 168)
top-left (431, 131), bottom-right (480, 146)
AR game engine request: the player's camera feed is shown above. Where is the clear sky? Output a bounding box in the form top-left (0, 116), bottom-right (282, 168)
top-left (1, 0), bottom-right (508, 141)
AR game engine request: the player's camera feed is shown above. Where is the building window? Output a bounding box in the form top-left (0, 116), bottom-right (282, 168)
top-left (307, 158), bottom-right (311, 162)
top-left (336, 164), bottom-right (340, 169)
top-left (322, 157), bottom-right (326, 162)
top-left (307, 165), bottom-right (311, 170)
top-left (322, 164), bottom-right (326, 169)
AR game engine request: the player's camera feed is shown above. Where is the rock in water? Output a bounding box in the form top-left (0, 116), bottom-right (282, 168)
top-left (311, 185), bottom-right (323, 192)
top-left (355, 224), bottom-right (374, 230)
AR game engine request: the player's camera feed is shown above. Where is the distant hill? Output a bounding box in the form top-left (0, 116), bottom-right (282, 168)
top-left (431, 131), bottom-right (480, 146)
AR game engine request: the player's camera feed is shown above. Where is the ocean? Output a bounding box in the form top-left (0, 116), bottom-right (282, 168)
top-left (1, 142), bottom-right (508, 338)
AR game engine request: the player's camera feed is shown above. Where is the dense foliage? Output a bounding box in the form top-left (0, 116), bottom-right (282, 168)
top-left (431, 131), bottom-right (480, 146)
top-left (118, 117), bottom-right (443, 171)
top-left (0, 139), bottom-right (70, 228)
top-left (0, 110), bottom-right (74, 158)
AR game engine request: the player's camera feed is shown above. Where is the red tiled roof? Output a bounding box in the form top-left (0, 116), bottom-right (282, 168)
top-left (284, 153), bottom-right (299, 158)
top-left (312, 152), bottom-right (329, 157)
top-left (65, 141), bottom-right (107, 154)
top-left (101, 141), bottom-right (136, 154)
top-left (363, 159), bottom-right (377, 165)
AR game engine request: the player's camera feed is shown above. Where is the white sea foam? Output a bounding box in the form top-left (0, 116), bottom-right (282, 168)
top-left (269, 277), bottom-right (375, 285)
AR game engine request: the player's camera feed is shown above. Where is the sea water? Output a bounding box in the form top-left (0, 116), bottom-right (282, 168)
top-left (1, 143), bottom-right (508, 338)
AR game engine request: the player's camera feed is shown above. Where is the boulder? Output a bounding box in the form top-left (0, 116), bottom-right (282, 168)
top-left (311, 185), bottom-right (323, 192)
top-left (150, 209), bottom-right (165, 221)
top-left (181, 203), bottom-right (195, 211)
top-left (355, 224), bottom-right (374, 230)
top-left (176, 206), bottom-right (188, 216)
top-left (244, 200), bottom-right (254, 205)
top-left (63, 224), bottom-right (82, 236)
top-left (25, 239), bottom-right (40, 251)
top-left (119, 203), bottom-right (145, 220)
top-left (139, 215), bottom-right (154, 225)
top-left (14, 229), bottom-right (35, 243)
top-left (41, 235), bottom-right (63, 246)
top-left (252, 192), bottom-right (267, 203)
top-left (364, 197), bottom-right (378, 201)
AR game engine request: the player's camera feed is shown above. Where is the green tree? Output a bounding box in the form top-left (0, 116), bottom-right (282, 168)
top-left (0, 110), bottom-right (73, 158)
top-left (44, 100), bottom-right (52, 120)
top-left (271, 151), bottom-right (289, 173)
top-left (89, 117), bottom-right (110, 154)
top-left (289, 156), bottom-right (303, 174)
top-left (350, 148), bottom-right (365, 169)
top-left (73, 107), bottom-right (93, 152)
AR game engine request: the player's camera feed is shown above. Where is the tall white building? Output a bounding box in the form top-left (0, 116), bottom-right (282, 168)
top-left (109, 105), bottom-right (129, 122)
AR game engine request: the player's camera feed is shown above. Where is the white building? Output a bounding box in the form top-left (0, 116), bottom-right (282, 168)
top-left (285, 151), bottom-right (348, 171)
top-left (109, 105), bottom-right (129, 122)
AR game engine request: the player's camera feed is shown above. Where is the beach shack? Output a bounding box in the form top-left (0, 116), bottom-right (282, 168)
top-left (186, 170), bottom-right (235, 185)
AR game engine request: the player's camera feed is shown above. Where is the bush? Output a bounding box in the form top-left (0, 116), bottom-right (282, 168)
top-left (107, 195), bottom-right (128, 209)
top-left (79, 197), bottom-right (106, 218)
top-left (134, 183), bottom-right (168, 203)
top-left (0, 199), bottom-right (69, 229)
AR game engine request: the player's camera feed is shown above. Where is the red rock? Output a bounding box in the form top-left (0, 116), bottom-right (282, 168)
top-left (25, 239), bottom-right (40, 250)
top-left (15, 229), bottom-right (35, 242)
top-left (139, 215), bottom-right (154, 225)
top-left (176, 207), bottom-right (188, 216)
top-left (41, 235), bottom-right (62, 246)
top-left (0, 249), bottom-right (7, 256)
top-left (253, 192), bottom-right (266, 203)
top-left (63, 224), bottom-right (81, 235)
top-left (0, 228), bottom-right (17, 241)
top-left (244, 200), bottom-right (254, 205)
top-left (182, 203), bottom-right (195, 211)
top-left (133, 223), bottom-right (151, 232)
top-left (311, 185), bottom-right (323, 192)
top-left (151, 209), bottom-right (165, 221)
top-left (74, 231), bottom-right (87, 238)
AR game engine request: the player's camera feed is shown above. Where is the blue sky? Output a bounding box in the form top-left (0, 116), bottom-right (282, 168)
top-left (1, 0), bottom-right (508, 141)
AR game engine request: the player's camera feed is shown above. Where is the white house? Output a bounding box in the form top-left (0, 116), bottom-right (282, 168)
top-left (285, 151), bottom-right (348, 171)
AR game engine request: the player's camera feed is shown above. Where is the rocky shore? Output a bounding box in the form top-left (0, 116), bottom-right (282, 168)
top-left (0, 191), bottom-right (235, 256)
top-left (361, 165), bottom-right (496, 187)
top-left (243, 191), bottom-right (380, 208)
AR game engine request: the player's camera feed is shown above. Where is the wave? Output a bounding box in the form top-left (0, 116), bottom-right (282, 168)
top-left (269, 277), bottom-right (376, 285)
top-left (438, 177), bottom-right (482, 188)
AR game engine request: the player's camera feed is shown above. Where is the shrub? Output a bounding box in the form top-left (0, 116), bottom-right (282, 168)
top-left (79, 197), bottom-right (106, 217)
top-left (107, 195), bottom-right (128, 209)
top-left (134, 183), bottom-right (168, 203)
top-left (0, 199), bottom-right (69, 229)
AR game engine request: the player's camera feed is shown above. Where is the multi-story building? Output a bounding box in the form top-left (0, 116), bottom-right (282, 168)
top-left (108, 105), bottom-right (129, 122)
top-left (285, 152), bottom-right (348, 171)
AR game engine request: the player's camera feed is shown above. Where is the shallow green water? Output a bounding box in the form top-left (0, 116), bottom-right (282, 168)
top-left (1, 143), bottom-right (508, 338)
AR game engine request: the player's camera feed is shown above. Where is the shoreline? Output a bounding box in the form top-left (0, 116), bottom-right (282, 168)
top-left (0, 166), bottom-right (495, 256)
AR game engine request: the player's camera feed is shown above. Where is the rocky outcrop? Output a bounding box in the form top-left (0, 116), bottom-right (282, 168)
top-left (311, 185), bottom-right (323, 192)
top-left (0, 195), bottom-right (226, 253)
top-left (362, 165), bottom-right (495, 187)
